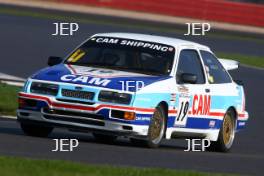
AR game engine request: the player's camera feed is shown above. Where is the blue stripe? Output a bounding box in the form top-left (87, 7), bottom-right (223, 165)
top-left (167, 116), bottom-right (222, 129)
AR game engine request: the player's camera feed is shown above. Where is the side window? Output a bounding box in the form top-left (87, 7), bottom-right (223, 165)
top-left (176, 50), bottom-right (205, 84)
top-left (200, 51), bottom-right (232, 84)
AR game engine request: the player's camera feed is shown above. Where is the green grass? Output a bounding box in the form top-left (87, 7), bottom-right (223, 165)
top-left (0, 156), bottom-right (235, 176)
top-left (0, 83), bottom-right (20, 116)
top-left (216, 52), bottom-right (264, 69)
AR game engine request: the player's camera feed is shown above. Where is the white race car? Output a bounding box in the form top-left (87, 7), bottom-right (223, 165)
top-left (17, 33), bottom-right (248, 152)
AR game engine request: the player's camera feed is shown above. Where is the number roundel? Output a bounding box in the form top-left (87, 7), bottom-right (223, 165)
top-left (174, 96), bottom-right (190, 127)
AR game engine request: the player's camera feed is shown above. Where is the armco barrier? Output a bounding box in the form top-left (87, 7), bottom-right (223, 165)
top-left (58, 0), bottom-right (264, 27)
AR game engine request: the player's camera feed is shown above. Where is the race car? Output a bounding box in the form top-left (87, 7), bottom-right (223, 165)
top-left (17, 33), bottom-right (248, 152)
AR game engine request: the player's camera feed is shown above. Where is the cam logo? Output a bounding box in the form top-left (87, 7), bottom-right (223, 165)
top-left (61, 75), bottom-right (111, 86)
top-left (192, 94), bottom-right (211, 115)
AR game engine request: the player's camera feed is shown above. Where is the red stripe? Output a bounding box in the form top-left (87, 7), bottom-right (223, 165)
top-left (169, 109), bottom-right (177, 114)
top-left (19, 93), bottom-right (247, 118)
top-left (19, 93), bottom-right (52, 104)
top-left (187, 111), bottom-right (224, 117)
top-left (208, 112), bottom-right (225, 117)
top-left (238, 113), bottom-right (246, 118)
top-left (52, 101), bottom-right (95, 111)
top-left (67, 64), bottom-right (77, 74)
top-left (209, 112), bottom-right (247, 118)
top-left (18, 93), bottom-right (154, 113)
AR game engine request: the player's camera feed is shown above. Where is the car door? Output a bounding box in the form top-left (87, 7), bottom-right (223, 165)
top-left (199, 50), bottom-right (237, 121)
top-left (174, 48), bottom-right (211, 128)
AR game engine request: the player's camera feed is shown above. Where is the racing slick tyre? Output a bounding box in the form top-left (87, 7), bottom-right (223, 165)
top-left (20, 123), bottom-right (53, 137)
top-left (130, 106), bottom-right (166, 148)
top-left (207, 110), bottom-right (236, 152)
top-left (92, 133), bottom-right (117, 143)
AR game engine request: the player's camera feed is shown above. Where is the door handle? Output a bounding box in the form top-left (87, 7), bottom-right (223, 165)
top-left (205, 88), bottom-right (210, 93)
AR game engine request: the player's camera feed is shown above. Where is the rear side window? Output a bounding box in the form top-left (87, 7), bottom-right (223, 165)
top-left (200, 51), bottom-right (232, 84)
top-left (176, 50), bottom-right (205, 84)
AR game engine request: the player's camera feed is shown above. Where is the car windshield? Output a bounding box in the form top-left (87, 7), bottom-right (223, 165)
top-left (64, 37), bottom-right (175, 76)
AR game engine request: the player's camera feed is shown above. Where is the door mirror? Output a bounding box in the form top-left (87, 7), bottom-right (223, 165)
top-left (48, 56), bottom-right (62, 66)
top-left (180, 73), bottom-right (197, 84)
top-left (234, 80), bottom-right (243, 85)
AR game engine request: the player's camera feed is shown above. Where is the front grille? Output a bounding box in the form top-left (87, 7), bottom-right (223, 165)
top-left (61, 89), bottom-right (94, 100)
top-left (43, 108), bottom-right (104, 120)
top-left (56, 98), bottom-right (95, 105)
top-left (42, 108), bottom-right (105, 126)
top-left (43, 114), bottom-right (105, 126)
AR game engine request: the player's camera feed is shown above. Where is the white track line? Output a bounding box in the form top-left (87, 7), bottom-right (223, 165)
top-left (0, 72), bottom-right (25, 87)
top-left (0, 72), bottom-right (25, 81)
top-left (0, 115), bottom-right (17, 119)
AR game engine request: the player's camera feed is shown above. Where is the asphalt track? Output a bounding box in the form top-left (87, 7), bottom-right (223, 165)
top-left (0, 4), bottom-right (264, 176)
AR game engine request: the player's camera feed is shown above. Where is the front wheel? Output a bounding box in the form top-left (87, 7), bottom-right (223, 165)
top-left (130, 106), bottom-right (166, 148)
top-left (208, 110), bottom-right (236, 152)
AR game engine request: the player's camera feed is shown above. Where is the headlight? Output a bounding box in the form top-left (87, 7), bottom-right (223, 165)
top-left (30, 82), bottom-right (59, 96)
top-left (99, 91), bottom-right (132, 104)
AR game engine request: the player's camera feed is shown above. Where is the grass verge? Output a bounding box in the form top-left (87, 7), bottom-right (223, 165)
top-left (0, 156), bottom-right (234, 176)
top-left (0, 83), bottom-right (20, 116)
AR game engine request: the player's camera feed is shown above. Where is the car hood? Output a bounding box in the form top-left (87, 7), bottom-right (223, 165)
top-left (31, 64), bottom-right (171, 92)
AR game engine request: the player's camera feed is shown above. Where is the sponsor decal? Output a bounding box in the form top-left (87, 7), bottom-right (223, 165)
top-left (60, 74), bottom-right (111, 86)
top-left (178, 85), bottom-right (189, 93)
top-left (93, 37), bottom-right (119, 44)
top-left (67, 49), bottom-right (85, 63)
top-left (136, 116), bottom-right (151, 121)
top-left (91, 37), bottom-right (175, 52)
top-left (238, 122), bottom-right (246, 126)
top-left (192, 94), bottom-right (211, 116)
top-left (174, 93), bottom-right (191, 127)
top-left (170, 93), bottom-right (176, 102)
top-left (209, 120), bottom-right (216, 127)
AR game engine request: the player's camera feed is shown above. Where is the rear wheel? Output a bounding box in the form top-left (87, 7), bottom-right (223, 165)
top-left (208, 110), bottom-right (236, 152)
top-left (20, 123), bottom-right (53, 137)
top-left (130, 106), bottom-right (166, 148)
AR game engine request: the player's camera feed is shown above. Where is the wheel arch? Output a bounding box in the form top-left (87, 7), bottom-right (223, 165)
top-left (225, 106), bottom-right (238, 131)
top-left (157, 101), bottom-right (168, 117)
top-left (227, 106), bottom-right (238, 120)
top-left (157, 101), bottom-right (169, 135)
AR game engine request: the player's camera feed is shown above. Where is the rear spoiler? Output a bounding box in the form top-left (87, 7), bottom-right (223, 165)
top-left (218, 58), bottom-right (239, 70)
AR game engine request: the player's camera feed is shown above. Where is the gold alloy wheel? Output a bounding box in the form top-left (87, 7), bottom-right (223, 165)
top-left (223, 113), bottom-right (234, 146)
top-left (149, 109), bottom-right (164, 143)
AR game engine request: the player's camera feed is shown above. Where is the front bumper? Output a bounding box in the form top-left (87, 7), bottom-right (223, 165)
top-left (17, 109), bottom-right (149, 137)
top-left (17, 92), bottom-right (151, 137)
